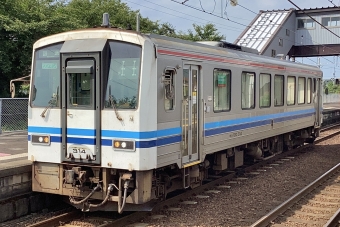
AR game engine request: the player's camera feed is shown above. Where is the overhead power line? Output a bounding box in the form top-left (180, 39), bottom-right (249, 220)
top-left (124, 0), bottom-right (244, 32)
top-left (170, 0), bottom-right (249, 27)
top-left (198, 0), bottom-right (216, 14)
top-left (328, 0), bottom-right (339, 7)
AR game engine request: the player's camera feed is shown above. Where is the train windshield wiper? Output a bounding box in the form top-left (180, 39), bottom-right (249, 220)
top-left (109, 94), bottom-right (123, 121)
top-left (40, 87), bottom-right (59, 118)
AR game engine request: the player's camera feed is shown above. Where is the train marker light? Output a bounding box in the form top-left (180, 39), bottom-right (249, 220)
top-left (31, 135), bottom-right (51, 145)
top-left (113, 139), bottom-right (135, 151)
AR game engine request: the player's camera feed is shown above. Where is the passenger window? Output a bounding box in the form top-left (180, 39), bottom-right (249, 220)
top-left (307, 78), bottom-right (312, 104)
top-left (287, 76), bottom-right (296, 105)
top-left (298, 77), bottom-right (306, 104)
top-left (164, 70), bottom-right (175, 111)
top-left (241, 72), bottom-right (255, 109)
top-left (213, 69), bottom-right (231, 112)
top-left (274, 75), bottom-right (284, 106)
top-left (260, 73), bottom-right (271, 108)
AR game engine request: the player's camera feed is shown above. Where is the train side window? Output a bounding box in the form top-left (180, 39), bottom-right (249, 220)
top-left (298, 77), bottom-right (306, 104)
top-left (307, 78), bottom-right (312, 103)
top-left (259, 73), bottom-right (271, 108)
top-left (164, 70), bottom-right (175, 111)
top-left (213, 69), bottom-right (231, 112)
top-left (274, 75), bottom-right (284, 106)
top-left (241, 72), bottom-right (255, 109)
top-left (287, 76), bottom-right (296, 105)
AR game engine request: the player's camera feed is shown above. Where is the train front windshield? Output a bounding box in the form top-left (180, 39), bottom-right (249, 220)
top-left (31, 43), bottom-right (62, 108)
top-left (30, 41), bottom-right (142, 109)
top-left (105, 41), bottom-right (141, 109)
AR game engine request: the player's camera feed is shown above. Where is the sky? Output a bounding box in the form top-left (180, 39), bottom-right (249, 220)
top-left (121, 0), bottom-right (340, 80)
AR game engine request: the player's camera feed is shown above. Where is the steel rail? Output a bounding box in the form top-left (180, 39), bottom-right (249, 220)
top-left (26, 210), bottom-right (81, 227)
top-left (324, 208), bottom-right (340, 227)
top-left (250, 163), bottom-right (340, 227)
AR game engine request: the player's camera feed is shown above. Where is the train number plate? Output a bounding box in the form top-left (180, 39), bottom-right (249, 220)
top-left (67, 145), bottom-right (95, 160)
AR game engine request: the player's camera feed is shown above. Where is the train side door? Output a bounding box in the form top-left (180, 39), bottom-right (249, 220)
top-left (61, 54), bottom-right (101, 164)
top-left (182, 65), bottom-right (200, 166)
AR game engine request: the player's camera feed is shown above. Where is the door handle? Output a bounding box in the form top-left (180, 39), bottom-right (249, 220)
top-left (67, 111), bottom-right (73, 117)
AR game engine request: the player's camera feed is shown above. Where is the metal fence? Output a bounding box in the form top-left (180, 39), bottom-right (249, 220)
top-left (0, 98), bottom-right (28, 134)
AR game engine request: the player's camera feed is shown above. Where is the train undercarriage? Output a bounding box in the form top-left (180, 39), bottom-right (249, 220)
top-left (32, 126), bottom-right (319, 212)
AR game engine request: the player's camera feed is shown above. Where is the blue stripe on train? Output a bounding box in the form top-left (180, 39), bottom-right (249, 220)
top-left (205, 112), bottom-right (314, 137)
top-left (28, 135), bottom-right (181, 148)
top-left (28, 126), bottom-right (182, 139)
top-left (28, 108), bottom-right (316, 147)
top-left (205, 108), bottom-right (315, 130)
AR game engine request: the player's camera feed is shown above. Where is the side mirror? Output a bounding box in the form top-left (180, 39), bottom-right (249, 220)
top-left (32, 85), bottom-right (37, 101)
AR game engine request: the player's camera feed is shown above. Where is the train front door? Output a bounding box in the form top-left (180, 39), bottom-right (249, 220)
top-left (182, 65), bottom-right (200, 166)
top-left (60, 53), bottom-right (101, 165)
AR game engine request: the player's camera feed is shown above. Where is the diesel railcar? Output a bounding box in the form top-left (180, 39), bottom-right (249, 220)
top-left (28, 19), bottom-right (322, 212)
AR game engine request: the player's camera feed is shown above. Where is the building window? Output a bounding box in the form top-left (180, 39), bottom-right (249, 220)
top-left (307, 78), bottom-right (312, 104)
top-left (241, 72), bottom-right (255, 109)
top-left (287, 76), bottom-right (296, 105)
top-left (274, 75), bottom-right (284, 106)
top-left (286, 29), bottom-right (290, 36)
top-left (213, 69), bottom-right (231, 112)
top-left (297, 18), bottom-right (315, 29)
top-left (298, 77), bottom-right (305, 104)
top-left (271, 49), bottom-right (276, 58)
top-left (279, 38), bottom-right (283, 47)
top-left (260, 73), bottom-right (271, 108)
top-left (322, 17), bottom-right (340, 27)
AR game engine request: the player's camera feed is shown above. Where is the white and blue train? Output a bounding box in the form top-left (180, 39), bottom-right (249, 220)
top-left (28, 17), bottom-right (322, 212)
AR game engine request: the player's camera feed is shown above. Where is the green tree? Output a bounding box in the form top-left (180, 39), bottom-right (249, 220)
top-left (0, 0), bottom-right (79, 97)
top-left (325, 81), bottom-right (340, 94)
top-left (57, 0), bottom-right (160, 32)
top-left (177, 23), bottom-right (225, 41)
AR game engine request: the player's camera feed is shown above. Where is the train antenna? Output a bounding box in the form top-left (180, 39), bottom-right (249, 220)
top-left (101, 13), bottom-right (110, 27)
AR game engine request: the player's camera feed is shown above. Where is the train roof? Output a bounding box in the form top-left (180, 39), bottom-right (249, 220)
top-left (33, 27), bottom-right (322, 77)
top-left (147, 34), bottom-right (322, 77)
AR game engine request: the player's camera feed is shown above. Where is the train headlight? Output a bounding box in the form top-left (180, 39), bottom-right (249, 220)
top-left (31, 135), bottom-right (51, 145)
top-left (113, 139), bottom-right (135, 151)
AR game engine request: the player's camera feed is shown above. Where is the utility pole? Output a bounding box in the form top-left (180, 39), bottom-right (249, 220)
top-left (221, 0), bottom-right (223, 18)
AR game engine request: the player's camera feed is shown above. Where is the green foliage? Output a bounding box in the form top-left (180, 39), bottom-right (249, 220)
top-left (176, 23), bottom-right (225, 41)
top-left (325, 81), bottom-right (340, 94)
top-left (19, 83), bottom-right (30, 96)
top-left (0, 0), bottom-right (78, 97)
top-left (0, 0), bottom-right (224, 97)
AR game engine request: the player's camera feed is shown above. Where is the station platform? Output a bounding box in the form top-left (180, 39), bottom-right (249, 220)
top-left (0, 131), bottom-right (31, 203)
top-left (0, 131), bottom-right (28, 162)
top-left (323, 102), bottom-right (340, 111)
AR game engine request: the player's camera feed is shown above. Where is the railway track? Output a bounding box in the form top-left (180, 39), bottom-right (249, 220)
top-left (26, 124), bottom-right (340, 227)
top-left (250, 163), bottom-right (340, 227)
